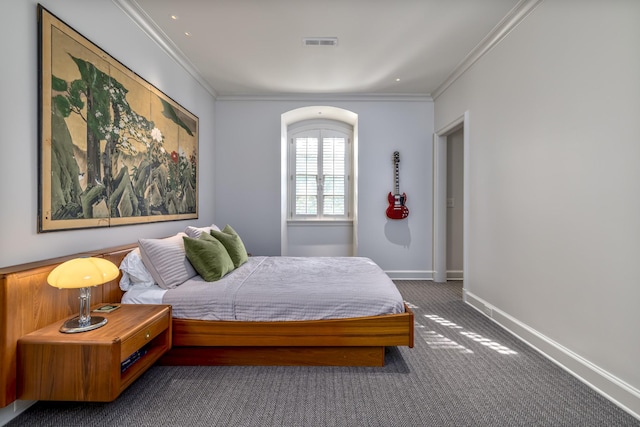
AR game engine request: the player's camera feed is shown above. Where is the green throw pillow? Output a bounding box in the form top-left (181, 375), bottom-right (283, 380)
top-left (183, 233), bottom-right (235, 281)
top-left (210, 225), bottom-right (248, 268)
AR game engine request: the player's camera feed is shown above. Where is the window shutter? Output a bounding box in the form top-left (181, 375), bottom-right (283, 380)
top-left (322, 137), bottom-right (345, 215)
top-left (295, 137), bottom-right (318, 215)
top-left (289, 124), bottom-right (351, 220)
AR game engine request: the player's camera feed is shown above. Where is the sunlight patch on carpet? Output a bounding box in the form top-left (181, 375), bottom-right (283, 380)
top-left (422, 313), bottom-right (518, 356)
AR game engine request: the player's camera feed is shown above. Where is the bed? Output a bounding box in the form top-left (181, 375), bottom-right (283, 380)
top-left (0, 226), bottom-right (413, 408)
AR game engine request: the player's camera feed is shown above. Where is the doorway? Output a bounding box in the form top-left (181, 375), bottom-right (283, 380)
top-left (433, 112), bottom-right (469, 299)
top-left (446, 128), bottom-right (464, 280)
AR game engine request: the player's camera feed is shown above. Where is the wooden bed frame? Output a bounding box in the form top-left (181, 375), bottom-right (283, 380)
top-left (0, 243), bottom-right (414, 408)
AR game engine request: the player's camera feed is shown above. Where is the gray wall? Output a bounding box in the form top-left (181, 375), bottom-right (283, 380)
top-left (435, 0), bottom-right (640, 415)
top-left (214, 99), bottom-right (434, 276)
top-left (0, 0), bottom-right (216, 268)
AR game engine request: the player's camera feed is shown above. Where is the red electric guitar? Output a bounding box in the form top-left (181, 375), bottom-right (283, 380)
top-left (386, 151), bottom-right (409, 219)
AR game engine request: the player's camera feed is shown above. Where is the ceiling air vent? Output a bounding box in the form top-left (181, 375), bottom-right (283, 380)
top-left (303, 37), bottom-right (338, 47)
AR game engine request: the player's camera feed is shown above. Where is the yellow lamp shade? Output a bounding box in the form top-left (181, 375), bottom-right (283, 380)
top-left (47, 257), bottom-right (120, 289)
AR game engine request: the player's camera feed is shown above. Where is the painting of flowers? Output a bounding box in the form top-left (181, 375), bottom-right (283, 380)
top-left (38, 5), bottom-right (198, 232)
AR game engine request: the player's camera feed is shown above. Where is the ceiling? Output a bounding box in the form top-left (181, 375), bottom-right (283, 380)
top-left (125, 0), bottom-right (523, 97)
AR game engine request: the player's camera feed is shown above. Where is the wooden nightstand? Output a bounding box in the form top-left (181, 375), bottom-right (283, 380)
top-left (17, 304), bottom-right (172, 402)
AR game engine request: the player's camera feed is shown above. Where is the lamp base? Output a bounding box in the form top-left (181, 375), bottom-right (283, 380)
top-left (59, 316), bottom-right (107, 333)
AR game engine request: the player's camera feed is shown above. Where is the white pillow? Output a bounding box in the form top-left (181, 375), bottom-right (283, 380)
top-left (138, 232), bottom-right (197, 289)
top-left (184, 224), bottom-right (221, 239)
top-left (119, 248), bottom-right (156, 291)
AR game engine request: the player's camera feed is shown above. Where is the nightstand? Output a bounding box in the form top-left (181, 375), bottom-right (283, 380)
top-left (17, 304), bottom-right (172, 402)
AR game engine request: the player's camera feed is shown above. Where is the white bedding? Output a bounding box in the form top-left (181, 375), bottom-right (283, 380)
top-left (121, 285), bottom-right (166, 304)
top-left (123, 256), bottom-right (405, 321)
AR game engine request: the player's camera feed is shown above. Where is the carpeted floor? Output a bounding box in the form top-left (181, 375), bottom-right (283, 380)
top-left (7, 281), bottom-right (639, 426)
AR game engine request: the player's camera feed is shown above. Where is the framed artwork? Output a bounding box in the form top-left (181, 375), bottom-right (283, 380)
top-left (38, 5), bottom-right (198, 232)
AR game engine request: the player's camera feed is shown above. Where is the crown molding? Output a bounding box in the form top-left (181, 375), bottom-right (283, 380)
top-left (112, 0), bottom-right (218, 98)
top-left (431, 0), bottom-right (543, 100)
top-left (215, 93), bottom-right (432, 102)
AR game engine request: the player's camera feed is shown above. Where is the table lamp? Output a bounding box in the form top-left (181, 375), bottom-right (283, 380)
top-left (47, 257), bottom-right (120, 333)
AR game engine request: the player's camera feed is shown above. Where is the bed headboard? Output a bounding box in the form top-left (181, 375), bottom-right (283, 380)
top-left (0, 243), bottom-right (136, 407)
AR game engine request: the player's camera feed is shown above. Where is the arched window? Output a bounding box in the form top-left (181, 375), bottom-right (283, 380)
top-left (288, 119), bottom-right (353, 220)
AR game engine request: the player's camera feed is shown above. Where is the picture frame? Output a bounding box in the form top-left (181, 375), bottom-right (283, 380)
top-left (38, 5), bottom-right (198, 232)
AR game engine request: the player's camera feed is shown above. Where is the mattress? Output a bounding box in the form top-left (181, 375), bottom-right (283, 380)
top-left (124, 256), bottom-right (405, 322)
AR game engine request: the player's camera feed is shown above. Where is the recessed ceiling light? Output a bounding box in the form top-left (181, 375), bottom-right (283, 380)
top-left (395, 78), bottom-right (401, 82)
top-left (184, 32), bottom-right (192, 37)
top-left (171, 15), bottom-right (179, 20)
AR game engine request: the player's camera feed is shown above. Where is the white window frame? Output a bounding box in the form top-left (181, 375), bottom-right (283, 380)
top-left (288, 119), bottom-right (353, 221)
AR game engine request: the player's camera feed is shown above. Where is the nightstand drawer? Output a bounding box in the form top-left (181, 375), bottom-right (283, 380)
top-left (120, 309), bottom-right (170, 361)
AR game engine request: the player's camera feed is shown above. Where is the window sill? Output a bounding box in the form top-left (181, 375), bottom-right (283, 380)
top-left (287, 219), bottom-right (354, 226)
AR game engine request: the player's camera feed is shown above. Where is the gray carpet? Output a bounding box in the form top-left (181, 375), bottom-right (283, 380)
top-left (7, 281), bottom-right (639, 426)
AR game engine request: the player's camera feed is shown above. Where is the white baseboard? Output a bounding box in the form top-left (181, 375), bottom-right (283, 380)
top-left (465, 291), bottom-right (640, 421)
top-left (0, 399), bottom-right (36, 426)
top-left (446, 270), bottom-right (463, 280)
top-left (385, 270), bottom-right (433, 280)
top-left (384, 270), bottom-right (463, 281)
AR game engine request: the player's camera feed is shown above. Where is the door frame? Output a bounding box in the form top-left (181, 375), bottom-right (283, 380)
top-left (433, 111), bottom-right (469, 299)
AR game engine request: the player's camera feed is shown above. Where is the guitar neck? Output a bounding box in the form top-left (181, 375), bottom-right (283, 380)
top-left (394, 160), bottom-right (400, 194)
